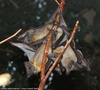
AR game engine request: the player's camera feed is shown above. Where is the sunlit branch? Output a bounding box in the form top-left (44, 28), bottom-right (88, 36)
top-left (38, 0), bottom-right (65, 90)
top-left (44, 21), bottom-right (79, 81)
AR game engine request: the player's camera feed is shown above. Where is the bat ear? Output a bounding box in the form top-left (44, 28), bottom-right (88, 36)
top-left (10, 42), bottom-right (35, 60)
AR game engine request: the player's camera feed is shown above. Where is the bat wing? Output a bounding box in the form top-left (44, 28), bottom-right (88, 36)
top-left (11, 42), bottom-right (35, 60)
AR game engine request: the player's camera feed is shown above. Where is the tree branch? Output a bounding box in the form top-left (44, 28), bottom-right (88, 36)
top-left (44, 21), bottom-right (79, 81)
top-left (9, 0), bottom-right (19, 9)
top-left (0, 29), bottom-right (22, 45)
top-left (38, 0), bottom-right (65, 90)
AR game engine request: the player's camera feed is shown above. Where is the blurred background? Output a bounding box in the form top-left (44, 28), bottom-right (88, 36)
top-left (0, 0), bottom-right (100, 90)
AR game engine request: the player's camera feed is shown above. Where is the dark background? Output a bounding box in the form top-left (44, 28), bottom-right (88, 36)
top-left (0, 0), bottom-right (100, 90)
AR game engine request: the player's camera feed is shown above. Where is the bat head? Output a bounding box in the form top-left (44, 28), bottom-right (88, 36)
top-left (17, 29), bottom-right (35, 44)
top-left (24, 62), bottom-right (39, 76)
top-left (75, 50), bottom-right (90, 71)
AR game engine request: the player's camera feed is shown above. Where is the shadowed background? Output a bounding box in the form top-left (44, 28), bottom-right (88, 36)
top-left (0, 0), bottom-right (100, 90)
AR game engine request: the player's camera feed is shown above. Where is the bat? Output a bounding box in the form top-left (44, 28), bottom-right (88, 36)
top-left (11, 26), bottom-right (89, 76)
top-left (17, 8), bottom-right (67, 50)
top-left (11, 8), bottom-right (89, 76)
top-left (11, 25), bottom-right (67, 75)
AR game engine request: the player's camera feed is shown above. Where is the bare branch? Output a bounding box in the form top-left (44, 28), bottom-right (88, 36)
top-left (0, 29), bottom-right (22, 45)
top-left (41, 33), bottom-right (52, 80)
top-left (38, 0), bottom-right (65, 90)
top-left (44, 21), bottom-right (79, 81)
top-left (55, 0), bottom-right (65, 11)
top-left (9, 0), bottom-right (19, 9)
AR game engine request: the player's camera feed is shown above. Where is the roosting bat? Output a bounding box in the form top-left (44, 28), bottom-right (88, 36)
top-left (11, 8), bottom-right (89, 76)
top-left (17, 8), bottom-right (67, 50)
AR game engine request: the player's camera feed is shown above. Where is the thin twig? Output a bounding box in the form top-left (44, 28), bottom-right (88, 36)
top-left (39, 20), bottom-right (79, 90)
top-left (0, 29), bottom-right (22, 45)
top-left (38, 0), bottom-right (65, 90)
top-left (9, 0), bottom-right (19, 9)
top-left (41, 32), bottom-right (52, 80)
top-left (39, 20), bottom-right (60, 90)
top-left (40, 10), bottom-right (61, 81)
top-left (44, 21), bottom-right (79, 81)
top-left (55, 0), bottom-right (65, 11)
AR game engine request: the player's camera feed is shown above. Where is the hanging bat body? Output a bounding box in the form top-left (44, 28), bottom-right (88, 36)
top-left (11, 26), bottom-right (69, 75)
top-left (11, 8), bottom-right (89, 76)
top-left (17, 8), bottom-right (67, 50)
